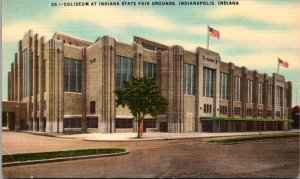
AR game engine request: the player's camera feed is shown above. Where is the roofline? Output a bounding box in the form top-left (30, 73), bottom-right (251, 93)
top-left (52, 32), bottom-right (93, 45)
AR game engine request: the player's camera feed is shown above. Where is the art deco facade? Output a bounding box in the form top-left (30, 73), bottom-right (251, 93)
top-left (6, 30), bottom-right (292, 133)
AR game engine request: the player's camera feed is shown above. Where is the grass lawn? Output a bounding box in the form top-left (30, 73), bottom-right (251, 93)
top-left (3, 148), bottom-right (127, 163)
top-left (205, 133), bottom-right (300, 143)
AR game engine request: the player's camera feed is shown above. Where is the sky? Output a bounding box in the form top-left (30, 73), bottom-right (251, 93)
top-left (2, 0), bottom-right (300, 106)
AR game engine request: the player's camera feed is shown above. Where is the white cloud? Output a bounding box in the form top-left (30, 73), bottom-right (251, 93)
top-left (221, 53), bottom-right (300, 71)
top-left (184, 24), bottom-right (300, 50)
top-left (53, 6), bottom-right (176, 32)
top-left (212, 1), bottom-right (300, 26)
top-left (2, 22), bottom-right (52, 43)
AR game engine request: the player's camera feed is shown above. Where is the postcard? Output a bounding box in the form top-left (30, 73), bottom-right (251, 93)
top-left (2, 0), bottom-right (300, 178)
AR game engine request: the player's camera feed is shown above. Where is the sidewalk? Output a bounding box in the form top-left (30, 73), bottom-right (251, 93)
top-left (55, 129), bottom-right (300, 141)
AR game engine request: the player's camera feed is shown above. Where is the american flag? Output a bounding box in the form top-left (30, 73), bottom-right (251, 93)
top-left (208, 26), bottom-right (220, 39)
top-left (278, 58), bottom-right (289, 68)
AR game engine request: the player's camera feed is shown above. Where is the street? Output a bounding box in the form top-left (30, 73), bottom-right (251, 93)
top-left (2, 131), bottom-right (299, 178)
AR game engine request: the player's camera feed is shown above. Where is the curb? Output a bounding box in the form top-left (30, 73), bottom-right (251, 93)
top-left (204, 136), bottom-right (299, 145)
top-left (82, 132), bottom-right (300, 142)
top-left (3, 150), bottom-right (129, 167)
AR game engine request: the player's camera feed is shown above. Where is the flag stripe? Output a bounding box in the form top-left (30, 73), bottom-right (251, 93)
top-left (278, 58), bottom-right (289, 68)
top-left (208, 26), bottom-right (220, 39)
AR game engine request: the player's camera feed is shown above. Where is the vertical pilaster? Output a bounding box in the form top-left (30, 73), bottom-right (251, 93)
top-left (228, 63), bottom-right (235, 117)
top-left (263, 74), bottom-right (268, 118)
top-left (214, 58), bottom-right (221, 118)
top-left (241, 67), bottom-right (247, 118)
top-left (253, 70), bottom-right (258, 118)
top-left (133, 44), bottom-right (143, 78)
top-left (14, 54), bottom-right (18, 101)
top-left (133, 44), bottom-right (143, 132)
top-left (26, 30), bottom-right (34, 131)
top-left (272, 74), bottom-right (276, 119)
top-left (47, 39), bottom-right (55, 132)
top-left (195, 51), bottom-right (200, 131)
top-left (18, 40), bottom-right (23, 101)
top-left (8, 72), bottom-right (11, 101)
top-left (11, 63), bottom-right (15, 101)
top-left (82, 47), bottom-right (87, 133)
top-left (38, 37), bottom-right (45, 131)
top-left (102, 36), bottom-right (116, 133)
top-left (167, 45), bottom-right (184, 133)
top-left (33, 34), bottom-right (39, 131)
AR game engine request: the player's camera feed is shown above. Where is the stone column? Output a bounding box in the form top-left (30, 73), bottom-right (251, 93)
top-left (133, 43), bottom-right (143, 132)
top-left (33, 34), bottom-right (39, 131)
top-left (18, 40), bottom-right (23, 101)
top-left (253, 70), bottom-right (258, 118)
top-left (38, 37), bottom-right (45, 132)
top-left (14, 54), bottom-right (18, 101)
top-left (167, 45), bottom-right (184, 133)
top-left (228, 63), bottom-right (235, 117)
top-left (101, 36), bottom-right (116, 133)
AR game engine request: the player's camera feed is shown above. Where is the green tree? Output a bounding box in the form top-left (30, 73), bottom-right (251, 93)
top-left (115, 77), bottom-right (168, 138)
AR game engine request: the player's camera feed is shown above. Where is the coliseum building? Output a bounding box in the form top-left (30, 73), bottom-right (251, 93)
top-left (4, 30), bottom-right (292, 133)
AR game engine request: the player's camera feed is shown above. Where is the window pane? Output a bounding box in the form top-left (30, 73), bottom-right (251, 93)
top-left (127, 58), bottom-right (133, 80)
top-left (77, 60), bottom-right (82, 92)
top-left (184, 64), bottom-right (187, 94)
top-left (184, 63), bottom-right (195, 95)
top-left (116, 56), bottom-right (121, 88)
top-left (64, 60), bottom-right (69, 91)
top-left (144, 61), bottom-right (156, 80)
top-left (115, 56), bottom-right (133, 88)
top-left (121, 57), bottom-right (127, 83)
top-left (69, 59), bottom-right (77, 92)
top-left (191, 65), bottom-right (194, 95)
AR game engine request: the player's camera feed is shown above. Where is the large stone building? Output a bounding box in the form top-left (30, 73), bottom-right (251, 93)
top-left (5, 30), bottom-right (292, 133)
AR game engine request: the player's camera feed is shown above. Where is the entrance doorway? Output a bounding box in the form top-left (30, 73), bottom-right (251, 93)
top-left (2, 112), bottom-right (15, 130)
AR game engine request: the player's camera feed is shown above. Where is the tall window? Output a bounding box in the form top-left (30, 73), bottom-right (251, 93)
top-left (116, 56), bottom-right (133, 88)
top-left (23, 49), bottom-right (29, 97)
top-left (184, 63), bottom-right (195, 95)
top-left (268, 85), bottom-right (273, 105)
top-left (276, 86), bottom-right (283, 106)
top-left (90, 101), bottom-right (95, 114)
top-left (64, 58), bottom-right (82, 92)
top-left (234, 76), bottom-right (241, 101)
top-left (220, 73), bottom-right (228, 100)
top-left (143, 61), bottom-right (156, 79)
top-left (258, 82), bottom-right (263, 104)
top-left (247, 80), bottom-right (253, 103)
top-left (203, 67), bottom-right (215, 98)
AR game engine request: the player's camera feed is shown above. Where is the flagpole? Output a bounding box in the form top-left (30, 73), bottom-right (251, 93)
top-left (207, 25), bottom-right (210, 50)
top-left (277, 58), bottom-right (280, 74)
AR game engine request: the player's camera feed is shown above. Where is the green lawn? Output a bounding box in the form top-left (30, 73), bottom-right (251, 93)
top-left (3, 148), bottom-right (127, 163)
top-left (205, 133), bottom-right (300, 143)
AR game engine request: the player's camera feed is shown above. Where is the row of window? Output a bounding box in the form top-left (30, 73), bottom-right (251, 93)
top-left (203, 104), bottom-right (212, 113)
top-left (246, 108), bottom-right (253, 116)
top-left (115, 118), bottom-right (156, 128)
top-left (234, 107), bottom-right (241, 115)
top-left (61, 56), bottom-right (287, 108)
top-left (63, 118), bottom-right (157, 129)
top-left (221, 107), bottom-right (277, 117)
top-left (220, 106), bottom-right (228, 114)
top-left (64, 58), bottom-right (82, 92)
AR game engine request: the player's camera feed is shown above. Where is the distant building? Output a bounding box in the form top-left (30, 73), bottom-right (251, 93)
top-left (4, 30), bottom-right (292, 133)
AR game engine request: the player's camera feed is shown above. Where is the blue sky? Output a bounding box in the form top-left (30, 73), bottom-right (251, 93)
top-left (2, 0), bottom-right (300, 106)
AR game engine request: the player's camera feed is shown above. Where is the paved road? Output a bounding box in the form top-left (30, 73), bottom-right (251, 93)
top-left (2, 131), bottom-right (300, 178)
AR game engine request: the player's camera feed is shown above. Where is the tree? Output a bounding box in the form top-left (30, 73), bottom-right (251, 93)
top-left (115, 77), bottom-right (168, 138)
